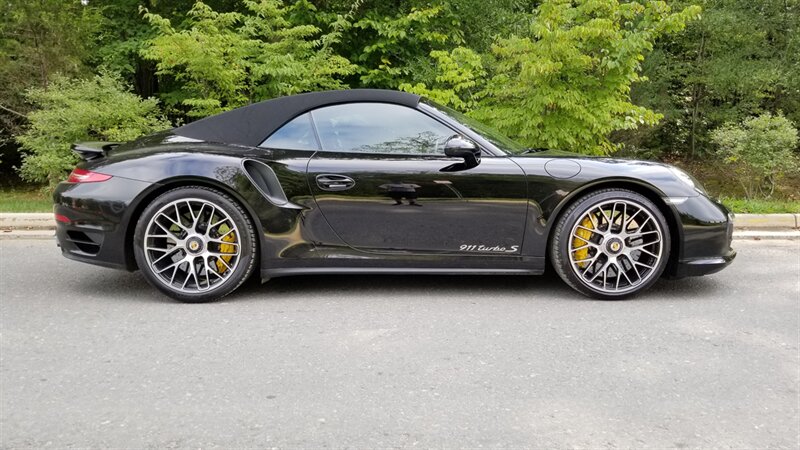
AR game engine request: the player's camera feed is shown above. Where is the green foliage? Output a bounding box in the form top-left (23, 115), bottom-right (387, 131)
top-left (17, 73), bottom-right (170, 185)
top-left (628, 0), bottom-right (800, 157)
top-left (399, 47), bottom-right (486, 110)
top-left (0, 0), bottom-right (101, 109)
top-left (0, 187), bottom-right (51, 212)
top-left (472, 0), bottom-right (701, 155)
top-left (347, 5), bottom-right (453, 88)
top-left (436, 0), bottom-right (535, 53)
top-left (141, 0), bottom-right (355, 118)
top-left (302, 0), bottom-right (529, 96)
top-left (711, 113), bottom-right (799, 199)
top-left (718, 196), bottom-right (800, 214)
top-left (0, 0), bottom-right (103, 167)
top-left (1, 0), bottom-right (799, 204)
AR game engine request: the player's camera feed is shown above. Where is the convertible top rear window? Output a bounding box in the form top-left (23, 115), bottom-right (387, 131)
top-left (260, 113), bottom-right (319, 151)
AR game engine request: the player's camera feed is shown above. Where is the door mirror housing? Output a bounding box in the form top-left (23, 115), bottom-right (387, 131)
top-left (444, 136), bottom-right (479, 159)
top-left (443, 136), bottom-right (481, 171)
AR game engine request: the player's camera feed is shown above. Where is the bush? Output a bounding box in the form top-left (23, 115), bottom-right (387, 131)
top-left (17, 73), bottom-right (171, 186)
top-left (711, 113), bottom-right (799, 199)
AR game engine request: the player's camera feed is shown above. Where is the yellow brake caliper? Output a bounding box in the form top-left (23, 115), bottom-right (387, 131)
top-left (215, 223), bottom-right (237, 274)
top-left (573, 215), bottom-right (594, 268)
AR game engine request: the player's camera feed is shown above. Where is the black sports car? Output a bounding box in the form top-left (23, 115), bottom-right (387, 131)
top-left (54, 89), bottom-right (735, 302)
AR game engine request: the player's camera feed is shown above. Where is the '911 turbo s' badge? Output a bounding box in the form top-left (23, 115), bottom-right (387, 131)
top-left (460, 244), bottom-right (519, 253)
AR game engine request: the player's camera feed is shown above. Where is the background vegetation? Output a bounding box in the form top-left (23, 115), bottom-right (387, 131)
top-left (1, 0), bottom-right (798, 211)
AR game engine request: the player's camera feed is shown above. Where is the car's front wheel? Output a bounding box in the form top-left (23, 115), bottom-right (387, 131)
top-left (133, 186), bottom-right (257, 302)
top-left (550, 189), bottom-right (670, 299)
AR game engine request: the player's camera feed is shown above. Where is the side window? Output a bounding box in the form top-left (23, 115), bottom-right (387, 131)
top-left (260, 113), bottom-right (319, 150)
top-left (311, 103), bottom-right (454, 154)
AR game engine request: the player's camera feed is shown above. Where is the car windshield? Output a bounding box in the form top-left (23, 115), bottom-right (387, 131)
top-left (421, 99), bottom-right (528, 155)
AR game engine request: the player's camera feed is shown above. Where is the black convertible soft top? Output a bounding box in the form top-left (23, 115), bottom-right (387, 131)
top-left (173, 89), bottom-right (421, 147)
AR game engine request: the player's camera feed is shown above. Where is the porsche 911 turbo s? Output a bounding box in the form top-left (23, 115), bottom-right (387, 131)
top-left (54, 89), bottom-right (736, 302)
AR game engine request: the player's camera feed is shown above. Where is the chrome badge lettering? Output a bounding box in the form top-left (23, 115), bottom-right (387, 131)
top-left (459, 244), bottom-right (519, 253)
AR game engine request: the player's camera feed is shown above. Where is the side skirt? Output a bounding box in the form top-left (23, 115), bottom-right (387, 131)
top-left (261, 266), bottom-right (542, 282)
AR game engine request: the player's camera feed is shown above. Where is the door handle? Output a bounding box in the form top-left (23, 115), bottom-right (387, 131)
top-left (316, 174), bottom-right (355, 191)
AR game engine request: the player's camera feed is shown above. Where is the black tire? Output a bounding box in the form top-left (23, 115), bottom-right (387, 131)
top-left (133, 186), bottom-right (258, 303)
top-left (550, 189), bottom-right (671, 300)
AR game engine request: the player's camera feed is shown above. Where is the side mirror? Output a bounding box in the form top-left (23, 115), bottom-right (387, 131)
top-left (441, 136), bottom-right (481, 172)
top-left (444, 136), bottom-right (480, 159)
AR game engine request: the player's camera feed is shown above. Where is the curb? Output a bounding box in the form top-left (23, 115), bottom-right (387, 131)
top-left (1, 212), bottom-right (799, 241)
top-left (1, 229), bottom-right (55, 239)
top-left (0, 213), bottom-right (54, 230)
top-left (733, 213), bottom-right (799, 229)
top-left (733, 230), bottom-right (800, 240)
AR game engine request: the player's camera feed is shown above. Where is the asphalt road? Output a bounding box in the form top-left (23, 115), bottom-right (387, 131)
top-left (1, 239), bottom-right (798, 448)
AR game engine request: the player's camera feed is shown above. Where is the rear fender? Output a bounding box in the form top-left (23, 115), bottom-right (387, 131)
top-left (116, 153), bottom-right (316, 271)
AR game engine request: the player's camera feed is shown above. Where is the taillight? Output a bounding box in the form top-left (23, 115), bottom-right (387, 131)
top-left (67, 168), bottom-right (112, 183)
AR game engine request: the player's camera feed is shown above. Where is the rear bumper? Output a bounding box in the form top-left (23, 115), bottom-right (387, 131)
top-left (53, 176), bottom-right (156, 271)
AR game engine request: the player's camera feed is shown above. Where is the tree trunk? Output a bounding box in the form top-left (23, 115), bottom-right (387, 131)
top-left (134, 59), bottom-right (159, 99)
top-left (689, 29), bottom-right (707, 157)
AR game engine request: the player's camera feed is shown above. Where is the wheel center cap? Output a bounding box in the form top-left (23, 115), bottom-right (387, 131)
top-left (607, 238), bottom-right (623, 254)
top-left (186, 237), bottom-right (204, 254)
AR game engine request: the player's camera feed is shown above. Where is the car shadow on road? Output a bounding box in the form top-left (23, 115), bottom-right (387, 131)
top-left (239, 271), bottom-right (570, 299)
top-left (69, 268), bottom-right (167, 303)
top-left (73, 265), bottom-right (724, 304)
top-left (74, 267), bottom-right (575, 304)
top-left (234, 269), bottom-right (724, 304)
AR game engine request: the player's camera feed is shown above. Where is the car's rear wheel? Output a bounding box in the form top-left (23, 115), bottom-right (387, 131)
top-left (133, 186), bottom-right (257, 303)
top-left (550, 189), bottom-right (670, 299)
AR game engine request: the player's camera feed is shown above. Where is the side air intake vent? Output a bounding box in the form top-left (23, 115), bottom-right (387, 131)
top-left (242, 159), bottom-right (290, 206)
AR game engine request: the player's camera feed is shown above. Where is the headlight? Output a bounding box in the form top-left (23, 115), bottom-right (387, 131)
top-left (668, 166), bottom-right (707, 195)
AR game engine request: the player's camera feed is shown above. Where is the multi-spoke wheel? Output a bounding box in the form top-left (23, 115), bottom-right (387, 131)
top-left (134, 187), bottom-right (257, 302)
top-left (550, 189), bottom-right (670, 299)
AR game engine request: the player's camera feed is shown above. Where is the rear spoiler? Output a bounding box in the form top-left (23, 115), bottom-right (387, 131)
top-left (71, 142), bottom-right (121, 161)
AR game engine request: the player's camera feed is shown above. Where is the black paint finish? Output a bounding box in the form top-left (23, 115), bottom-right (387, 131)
top-left (53, 89), bottom-right (735, 283)
top-left (307, 152), bottom-right (528, 254)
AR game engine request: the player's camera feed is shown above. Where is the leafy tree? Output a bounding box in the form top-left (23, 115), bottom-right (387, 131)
top-left (346, 5), bottom-right (452, 88)
top-left (17, 73), bottom-right (170, 186)
top-left (141, 0), bottom-right (356, 118)
top-left (0, 0), bottom-right (101, 109)
top-left (710, 113), bottom-right (799, 199)
top-left (399, 47), bottom-right (486, 110)
top-left (88, 0), bottom-right (239, 98)
top-left (0, 0), bottom-right (102, 176)
top-left (471, 0), bottom-right (701, 155)
top-left (304, 0), bottom-right (494, 94)
top-left (628, 0), bottom-right (800, 157)
top-left (436, 0), bottom-right (536, 53)
top-left (1, 0), bottom-right (799, 205)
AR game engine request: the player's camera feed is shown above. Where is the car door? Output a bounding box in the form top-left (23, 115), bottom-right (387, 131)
top-left (306, 102), bottom-right (529, 255)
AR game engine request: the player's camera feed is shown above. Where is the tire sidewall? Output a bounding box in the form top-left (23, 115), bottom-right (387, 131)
top-left (551, 190), bottom-right (671, 300)
top-left (133, 187), bottom-right (257, 303)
